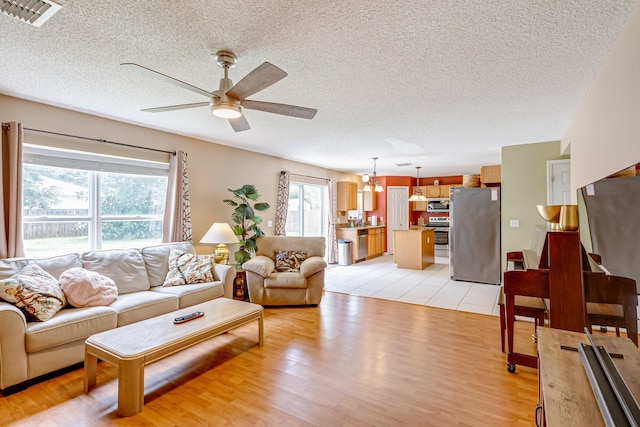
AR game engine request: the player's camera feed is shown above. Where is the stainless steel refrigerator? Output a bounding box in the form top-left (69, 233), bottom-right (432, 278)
top-left (450, 186), bottom-right (501, 285)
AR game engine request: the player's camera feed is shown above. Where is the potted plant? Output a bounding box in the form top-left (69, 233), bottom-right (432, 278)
top-left (223, 184), bottom-right (271, 265)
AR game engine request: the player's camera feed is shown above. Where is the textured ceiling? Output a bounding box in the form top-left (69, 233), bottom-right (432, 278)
top-left (0, 1), bottom-right (636, 177)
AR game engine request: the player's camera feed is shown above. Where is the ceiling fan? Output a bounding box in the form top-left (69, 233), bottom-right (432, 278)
top-left (121, 50), bottom-right (317, 132)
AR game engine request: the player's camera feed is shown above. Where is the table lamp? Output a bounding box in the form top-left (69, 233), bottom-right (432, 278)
top-left (199, 222), bottom-right (239, 265)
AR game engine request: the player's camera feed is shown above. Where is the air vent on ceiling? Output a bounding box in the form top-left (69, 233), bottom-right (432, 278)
top-left (395, 162), bottom-right (413, 167)
top-left (1, 0), bottom-right (61, 27)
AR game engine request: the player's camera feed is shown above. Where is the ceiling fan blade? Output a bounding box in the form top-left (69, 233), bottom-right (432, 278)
top-left (141, 102), bottom-right (210, 113)
top-left (228, 115), bottom-right (250, 132)
top-left (226, 62), bottom-right (287, 100)
top-left (242, 100), bottom-right (317, 119)
top-left (121, 63), bottom-right (213, 98)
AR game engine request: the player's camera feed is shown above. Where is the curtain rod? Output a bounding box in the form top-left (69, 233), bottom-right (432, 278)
top-left (2, 123), bottom-right (175, 155)
top-left (289, 172), bottom-right (330, 182)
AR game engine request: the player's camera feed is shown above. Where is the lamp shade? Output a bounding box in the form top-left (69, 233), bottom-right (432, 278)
top-left (200, 223), bottom-right (239, 244)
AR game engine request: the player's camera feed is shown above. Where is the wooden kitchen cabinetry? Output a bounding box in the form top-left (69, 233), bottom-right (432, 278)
top-left (426, 185), bottom-right (441, 198)
top-left (363, 190), bottom-right (377, 211)
top-left (336, 226), bottom-right (385, 264)
top-left (412, 186), bottom-right (428, 211)
top-left (480, 165), bottom-right (501, 185)
top-left (336, 181), bottom-right (357, 212)
top-left (367, 227), bottom-right (385, 258)
top-left (426, 185), bottom-right (453, 198)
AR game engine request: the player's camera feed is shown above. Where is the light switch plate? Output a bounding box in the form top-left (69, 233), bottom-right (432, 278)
top-left (510, 219), bottom-right (519, 228)
top-left (267, 220), bottom-right (273, 227)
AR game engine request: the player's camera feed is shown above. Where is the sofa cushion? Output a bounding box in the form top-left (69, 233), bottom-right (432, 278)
top-left (59, 267), bottom-right (118, 307)
top-left (34, 253), bottom-right (83, 279)
top-left (141, 242), bottom-right (195, 287)
top-left (0, 264), bottom-right (67, 322)
top-left (163, 249), bottom-right (214, 286)
top-left (264, 272), bottom-right (307, 289)
top-left (25, 306), bottom-right (117, 353)
top-left (81, 248), bottom-right (150, 294)
top-left (108, 291), bottom-right (178, 327)
top-left (274, 251), bottom-right (307, 272)
top-left (151, 282), bottom-right (224, 308)
top-left (0, 257), bottom-right (29, 279)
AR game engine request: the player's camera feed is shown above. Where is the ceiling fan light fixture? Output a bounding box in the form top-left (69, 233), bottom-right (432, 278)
top-left (212, 103), bottom-right (242, 119)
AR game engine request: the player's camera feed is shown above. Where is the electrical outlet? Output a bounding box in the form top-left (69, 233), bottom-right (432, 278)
top-left (267, 220), bottom-right (273, 227)
top-left (510, 219), bottom-right (519, 228)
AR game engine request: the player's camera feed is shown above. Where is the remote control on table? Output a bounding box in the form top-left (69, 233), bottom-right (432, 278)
top-left (173, 311), bottom-right (204, 324)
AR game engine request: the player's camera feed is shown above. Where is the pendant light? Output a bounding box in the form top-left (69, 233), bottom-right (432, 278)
top-left (362, 157), bottom-right (384, 192)
top-left (408, 166), bottom-right (428, 202)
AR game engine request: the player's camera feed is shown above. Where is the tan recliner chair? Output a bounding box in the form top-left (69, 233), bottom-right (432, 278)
top-left (242, 236), bottom-right (327, 306)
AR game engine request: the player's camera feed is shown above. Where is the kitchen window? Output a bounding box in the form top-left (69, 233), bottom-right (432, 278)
top-left (22, 145), bottom-right (169, 257)
top-left (285, 182), bottom-right (326, 237)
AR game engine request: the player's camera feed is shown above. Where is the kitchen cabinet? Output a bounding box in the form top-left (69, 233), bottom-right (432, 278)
top-left (336, 181), bottom-right (357, 212)
top-left (480, 165), bottom-right (501, 184)
top-left (412, 186), bottom-right (428, 211)
top-left (426, 185), bottom-right (441, 198)
top-left (363, 190), bottom-right (377, 211)
top-left (367, 227), bottom-right (385, 258)
top-left (438, 185), bottom-right (453, 198)
top-left (336, 226), bottom-right (385, 264)
top-left (426, 185), bottom-right (453, 198)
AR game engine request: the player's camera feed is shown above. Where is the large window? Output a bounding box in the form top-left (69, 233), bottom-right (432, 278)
top-left (286, 183), bottom-right (326, 237)
top-left (23, 145), bottom-right (168, 257)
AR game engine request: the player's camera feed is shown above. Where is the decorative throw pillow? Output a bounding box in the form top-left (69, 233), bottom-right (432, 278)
top-left (59, 267), bottom-right (118, 307)
top-left (163, 249), bottom-right (214, 287)
top-left (274, 251), bottom-right (307, 272)
top-left (0, 263), bottom-right (67, 322)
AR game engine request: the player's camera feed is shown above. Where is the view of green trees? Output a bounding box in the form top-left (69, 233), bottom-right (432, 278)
top-left (23, 164), bottom-right (166, 243)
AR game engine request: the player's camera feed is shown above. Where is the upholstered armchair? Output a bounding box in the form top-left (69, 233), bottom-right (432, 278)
top-left (242, 236), bottom-right (327, 306)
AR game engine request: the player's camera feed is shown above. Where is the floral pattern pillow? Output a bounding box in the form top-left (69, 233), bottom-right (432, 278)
top-left (163, 249), bottom-right (214, 286)
top-left (0, 263), bottom-right (67, 322)
top-left (274, 251), bottom-right (307, 272)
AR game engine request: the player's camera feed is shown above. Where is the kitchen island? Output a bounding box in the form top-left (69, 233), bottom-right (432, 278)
top-left (393, 228), bottom-right (435, 270)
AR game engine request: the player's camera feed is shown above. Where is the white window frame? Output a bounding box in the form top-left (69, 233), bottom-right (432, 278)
top-left (22, 144), bottom-right (169, 254)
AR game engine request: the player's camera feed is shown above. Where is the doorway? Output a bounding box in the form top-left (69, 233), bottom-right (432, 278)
top-left (547, 159), bottom-right (571, 205)
top-left (386, 186), bottom-right (409, 254)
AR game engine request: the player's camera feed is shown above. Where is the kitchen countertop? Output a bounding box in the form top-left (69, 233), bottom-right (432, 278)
top-left (337, 225), bottom-right (386, 230)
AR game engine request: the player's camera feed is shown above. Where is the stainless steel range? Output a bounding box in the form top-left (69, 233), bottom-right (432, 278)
top-left (428, 216), bottom-right (450, 257)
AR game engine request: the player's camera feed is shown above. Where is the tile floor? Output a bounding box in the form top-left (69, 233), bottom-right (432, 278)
top-left (325, 254), bottom-right (502, 317)
top-left (326, 254), bottom-right (640, 331)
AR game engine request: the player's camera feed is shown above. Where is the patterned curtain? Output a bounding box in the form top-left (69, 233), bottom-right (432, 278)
top-left (0, 122), bottom-right (25, 258)
top-left (274, 170), bottom-right (290, 236)
top-left (327, 178), bottom-right (338, 263)
top-left (162, 150), bottom-right (193, 243)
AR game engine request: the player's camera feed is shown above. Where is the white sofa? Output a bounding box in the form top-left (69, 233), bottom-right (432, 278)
top-left (0, 241), bottom-right (236, 392)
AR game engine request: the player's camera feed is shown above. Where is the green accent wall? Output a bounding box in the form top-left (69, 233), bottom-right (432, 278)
top-left (501, 141), bottom-right (564, 271)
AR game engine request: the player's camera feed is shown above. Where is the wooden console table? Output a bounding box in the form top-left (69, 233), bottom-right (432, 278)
top-left (537, 328), bottom-right (640, 426)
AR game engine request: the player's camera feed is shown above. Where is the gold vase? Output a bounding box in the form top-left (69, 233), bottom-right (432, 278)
top-left (559, 205), bottom-right (579, 231)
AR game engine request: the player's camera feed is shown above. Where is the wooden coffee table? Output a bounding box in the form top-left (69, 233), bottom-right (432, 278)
top-left (83, 298), bottom-right (263, 416)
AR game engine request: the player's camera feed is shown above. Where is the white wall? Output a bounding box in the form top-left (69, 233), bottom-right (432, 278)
top-left (563, 2), bottom-right (640, 190)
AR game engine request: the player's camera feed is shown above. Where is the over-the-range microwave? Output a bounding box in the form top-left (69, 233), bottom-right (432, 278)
top-left (427, 198), bottom-right (449, 213)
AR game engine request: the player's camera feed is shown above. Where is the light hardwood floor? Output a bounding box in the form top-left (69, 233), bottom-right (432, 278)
top-left (0, 292), bottom-right (541, 426)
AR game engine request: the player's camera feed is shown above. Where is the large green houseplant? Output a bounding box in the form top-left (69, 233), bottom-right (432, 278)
top-left (223, 184), bottom-right (271, 265)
